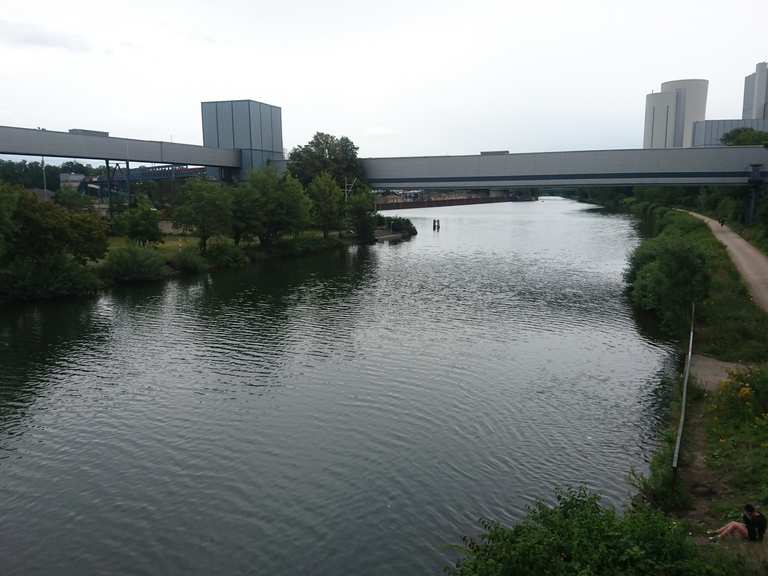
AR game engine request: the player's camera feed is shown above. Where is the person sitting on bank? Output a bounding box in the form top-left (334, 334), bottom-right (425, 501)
top-left (709, 504), bottom-right (766, 542)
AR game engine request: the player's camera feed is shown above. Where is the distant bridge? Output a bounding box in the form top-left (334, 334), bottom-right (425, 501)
top-left (362, 146), bottom-right (767, 190)
top-left (1, 124), bottom-right (766, 192)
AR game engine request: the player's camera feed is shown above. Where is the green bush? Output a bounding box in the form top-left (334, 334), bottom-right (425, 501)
top-left (376, 215), bottom-right (418, 236)
top-left (100, 245), bottom-right (167, 283)
top-left (0, 255), bottom-right (99, 302)
top-left (204, 238), bottom-right (248, 270)
top-left (168, 245), bottom-right (209, 274)
top-left (449, 487), bottom-right (748, 576)
top-left (626, 218), bottom-right (710, 335)
top-left (272, 237), bottom-right (344, 258)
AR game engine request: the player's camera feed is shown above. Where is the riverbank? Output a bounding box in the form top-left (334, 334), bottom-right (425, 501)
top-left (623, 206), bottom-right (768, 571)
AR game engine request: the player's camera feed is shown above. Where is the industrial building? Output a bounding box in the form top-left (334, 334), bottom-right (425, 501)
top-left (643, 80), bottom-right (708, 148)
top-left (645, 61), bottom-right (768, 148)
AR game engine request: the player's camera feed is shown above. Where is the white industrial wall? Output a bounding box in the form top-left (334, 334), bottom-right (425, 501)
top-left (643, 92), bottom-right (676, 148)
top-left (660, 79), bottom-right (708, 148)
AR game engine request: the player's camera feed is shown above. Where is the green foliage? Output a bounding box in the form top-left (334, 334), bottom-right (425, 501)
top-left (240, 167), bottom-right (311, 250)
top-left (0, 158), bottom-right (61, 191)
top-left (707, 368), bottom-right (768, 507)
top-left (0, 255), bottom-right (99, 302)
top-left (631, 376), bottom-right (692, 512)
top-left (449, 487), bottom-right (746, 576)
top-left (168, 245), bottom-right (209, 274)
top-left (116, 194), bottom-right (162, 246)
top-left (174, 179), bottom-right (232, 253)
top-left (231, 181), bottom-right (261, 246)
top-left (54, 188), bottom-right (92, 211)
top-left (204, 237), bottom-right (248, 270)
top-left (7, 192), bottom-right (107, 264)
top-left (271, 236), bottom-right (345, 258)
top-left (0, 182), bottom-right (21, 262)
top-left (308, 171), bottom-right (345, 238)
top-left (99, 245), bottom-right (167, 283)
top-left (347, 190), bottom-right (376, 244)
top-left (375, 214), bottom-right (418, 236)
top-left (721, 127), bottom-right (768, 146)
top-left (626, 213), bottom-right (710, 335)
top-left (628, 209), bottom-right (768, 361)
top-left (287, 132), bottom-right (365, 188)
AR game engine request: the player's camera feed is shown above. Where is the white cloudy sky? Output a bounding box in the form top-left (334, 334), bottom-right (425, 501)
top-left (0, 0), bottom-right (766, 160)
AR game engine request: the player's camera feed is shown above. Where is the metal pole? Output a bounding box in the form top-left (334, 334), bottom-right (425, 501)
top-left (125, 160), bottom-right (131, 205)
top-left (106, 160), bottom-right (112, 217)
top-left (41, 155), bottom-right (47, 193)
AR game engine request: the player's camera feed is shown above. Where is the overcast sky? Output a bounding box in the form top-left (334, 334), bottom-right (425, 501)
top-left (1, 0), bottom-right (766, 161)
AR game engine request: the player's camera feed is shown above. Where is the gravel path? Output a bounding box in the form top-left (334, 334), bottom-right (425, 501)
top-left (685, 211), bottom-right (768, 312)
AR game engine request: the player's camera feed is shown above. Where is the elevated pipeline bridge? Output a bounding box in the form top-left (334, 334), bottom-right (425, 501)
top-left (1, 124), bottom-right (765, 194)
top-left (362, 146), bottom-right (767, 190)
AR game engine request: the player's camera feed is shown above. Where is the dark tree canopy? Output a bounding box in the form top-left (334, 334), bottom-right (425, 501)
top-left (287, 132), bottom-right (365, 188)
top-left (720, 127), bottom-right (768, 146)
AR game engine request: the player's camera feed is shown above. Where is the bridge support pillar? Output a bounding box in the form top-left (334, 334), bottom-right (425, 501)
top-left (745, 163), bottom-right (764, 226)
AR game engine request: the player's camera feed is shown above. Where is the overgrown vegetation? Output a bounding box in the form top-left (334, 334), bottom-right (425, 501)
top-left (448, 487), bottom-right (748, 576)
top-left (375, 214), bottom-right (418, 236)
top-left (631, 375), bottom-right (693, 513)
top-left (626, 209), bottom-right (768, 362)
top-left (706, 367), bottom-right (768, 509)
top-left (0, 183), bottom-right (107, 302)
top-left (99, 245), bottom-right (167, 283)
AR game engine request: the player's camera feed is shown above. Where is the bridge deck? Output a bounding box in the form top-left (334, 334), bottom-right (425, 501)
top-left (0, 125), bottom-right (240, 168)
top-left (362, 146), bottom-right (768, 189)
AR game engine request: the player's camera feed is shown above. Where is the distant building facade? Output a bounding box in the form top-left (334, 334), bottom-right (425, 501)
top-left (201, 99), bottom-right (283, 179)
top-left (645, 61), bottom-right (768, 148)
top-left (743, 62), bottom-right (768, 120)
top-left (643, 80), bottom-right (708, 149)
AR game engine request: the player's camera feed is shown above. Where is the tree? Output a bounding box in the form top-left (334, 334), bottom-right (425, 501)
top-left (231, 183), bottom-right (261, 246)
top-left (117, 194), bottom-right (162, 246)
top-left (287, 132), bottom-right (365, 188)
top-left (307, 171), bottom-right (344, 238)
top-left (6, 191), bottom-right (107, 264)
top-left (721, 127), bottom-right (768, 146)
top-left (0, 182), bottom-right (21, 263)
top-left (174, 179), bottom-right (232, 253)
top-left (54, 187), bottom-right (92, 211)
top-left (240, 167), bottom-right (311, 250)
top-left (347, 189), bottom-right (376, 244)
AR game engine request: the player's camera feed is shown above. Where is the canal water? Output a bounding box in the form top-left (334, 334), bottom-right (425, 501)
top-left (0, 198), bottom-right (675, 575)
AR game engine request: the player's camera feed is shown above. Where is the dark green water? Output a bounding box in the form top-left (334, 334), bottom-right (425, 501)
top-left (0, 198), bottom-right (675, 575)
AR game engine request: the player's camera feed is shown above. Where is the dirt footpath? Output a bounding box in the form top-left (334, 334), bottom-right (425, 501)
top-left (685, 211), bottom-right (768, 313)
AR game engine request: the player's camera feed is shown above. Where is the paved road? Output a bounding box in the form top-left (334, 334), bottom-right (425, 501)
top-left (686, 211), bottom-right (768, 312)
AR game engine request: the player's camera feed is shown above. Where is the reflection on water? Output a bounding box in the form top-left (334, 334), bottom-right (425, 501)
top-left (0, 198), bottom-right (675, 576)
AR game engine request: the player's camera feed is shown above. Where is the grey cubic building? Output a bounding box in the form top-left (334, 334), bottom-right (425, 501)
top-left (201, 99), bottom-right (283, 179)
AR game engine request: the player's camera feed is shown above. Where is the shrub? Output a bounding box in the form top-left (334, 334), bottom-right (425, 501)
top-left (627, 230), bottom-right (710, 335)
top-left (376, 215), bottom-right (418, 236)
top-left (272, 237), bottom-right (344, 258)
top-left (449, 487), bottom-right (747, 576)
top-left (205, 237), bottom-right (248, 270)
top-left (100, 245), bottom-right (167, 283)
top-left (0, 255), bottom-right (99, 302)
top-left (168, 245), bottom-right (208, 274)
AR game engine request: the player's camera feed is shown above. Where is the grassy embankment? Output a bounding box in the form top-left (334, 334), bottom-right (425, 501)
top-left (627, 206), bottom-right (768, 570)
